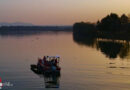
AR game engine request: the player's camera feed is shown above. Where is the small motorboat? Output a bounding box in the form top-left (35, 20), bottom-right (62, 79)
top-left (31, 56), bottom-right (61, 75)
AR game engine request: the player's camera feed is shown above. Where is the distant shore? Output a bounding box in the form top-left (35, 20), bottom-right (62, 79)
top-left (0, 26), bottom-right (72, 36)
top-left (0, 26), bottom-right (72, 31)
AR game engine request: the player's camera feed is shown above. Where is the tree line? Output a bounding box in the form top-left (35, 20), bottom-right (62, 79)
top-left (73, 13), bottom-right (130, 40)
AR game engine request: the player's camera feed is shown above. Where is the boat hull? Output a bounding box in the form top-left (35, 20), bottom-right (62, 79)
top-left (30, 64), bottom-right (60, 76)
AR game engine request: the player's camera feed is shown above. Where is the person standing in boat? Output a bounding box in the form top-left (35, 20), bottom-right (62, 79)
top-left (43, 56), bottom-right (49, 66)
top-left (54, 58), bottom-right (58, 66)
top-left (51, 58), bottom-right (55, 66)
top-left (42, 56), bottom-right (46, 65)
top-left (37, 58), bottom-right (43, 71)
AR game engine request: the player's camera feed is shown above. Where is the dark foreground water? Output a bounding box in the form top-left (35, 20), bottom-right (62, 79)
top-left (0, 32), bottom-right (130, 90)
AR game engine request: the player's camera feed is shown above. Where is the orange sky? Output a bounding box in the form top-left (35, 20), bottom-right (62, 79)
top-left (0, 0), bottom-right (130, 25)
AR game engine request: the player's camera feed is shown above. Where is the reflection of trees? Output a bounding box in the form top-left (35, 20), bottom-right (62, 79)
top-left (97, 41), bottom-right (130, 59)
top-left (73, 33), bottom-right (130, 59)
top-left (119, 42), bottom-right (130, 59)
top-left (73, 32), bottom-right (96, 48)
top-left (96, 41), bottom-right (122, 59)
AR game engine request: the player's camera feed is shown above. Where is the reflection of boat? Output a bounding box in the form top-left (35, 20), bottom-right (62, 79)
top-left (30, 65), bottom-right (60, 88)
top-left (31, 56), bottom-right (61, 75)
top-left (44, 74), bottom-right (60, 88)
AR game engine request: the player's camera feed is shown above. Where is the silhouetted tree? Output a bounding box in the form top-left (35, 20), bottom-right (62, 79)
top-left (97, 13), bottom-right (121, 32)
top-left (97, 20), bottom-right (100, 25)
top-left (119, 42), bottom-right (130, 59)
top-left (73, 22), bottom-right (96, 37)
top-left (120, 14), bottom-right (129, 24)
top-left (128, 14), bottom-right (130, 22)
top-left (73, 13), bottom-right (130, 41)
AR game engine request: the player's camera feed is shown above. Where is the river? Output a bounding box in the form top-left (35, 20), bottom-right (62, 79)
top-left (0, 31), bottom-right (130, 90)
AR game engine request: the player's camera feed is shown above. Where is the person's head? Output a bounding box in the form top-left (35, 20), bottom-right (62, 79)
top-left (55, 58), bottom-right (57, 60)
top-left (43, 56), bottom-right (46, 59)
top-left (38, 59), bottom-right (42, 63)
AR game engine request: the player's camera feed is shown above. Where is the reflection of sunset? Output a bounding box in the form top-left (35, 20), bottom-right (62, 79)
top-left (0, 0), bottom-right (130, 25)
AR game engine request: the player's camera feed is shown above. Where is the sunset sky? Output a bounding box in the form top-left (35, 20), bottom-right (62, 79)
top-left (0, 0), bottom-right (130, 25)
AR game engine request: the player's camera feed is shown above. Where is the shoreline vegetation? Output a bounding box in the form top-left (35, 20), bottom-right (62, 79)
top-left (73, 13), bottom-right (130, 59)
top-left (73, 13), bottom-right (130, 41)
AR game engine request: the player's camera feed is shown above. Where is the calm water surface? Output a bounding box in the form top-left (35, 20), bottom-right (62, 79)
top-left (0, 32), bottom-right (130, 90)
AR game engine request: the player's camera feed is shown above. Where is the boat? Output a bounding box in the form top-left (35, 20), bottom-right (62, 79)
top-left (31, 56), bottom-right (61, 75)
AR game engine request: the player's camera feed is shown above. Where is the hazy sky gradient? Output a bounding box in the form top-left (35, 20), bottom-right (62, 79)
top-left (0, 0), bottom-right (130, 25)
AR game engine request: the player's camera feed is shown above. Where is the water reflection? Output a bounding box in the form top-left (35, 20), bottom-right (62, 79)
top-left (1, 31), bottom-right (130, 89)
top-left (73, 34), bottom-right (130, 59)
top-left (30, 64), bottom-right (60, 88)
top-left (97, 40), bottom-right (129, 59)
